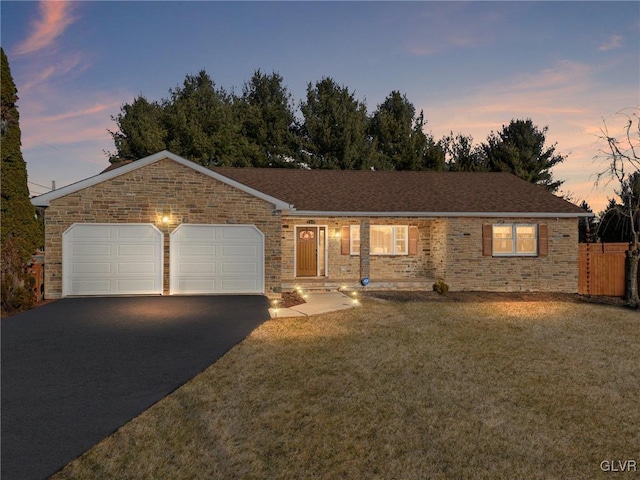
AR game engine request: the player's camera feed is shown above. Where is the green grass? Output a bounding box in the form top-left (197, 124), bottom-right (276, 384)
top-left (53, 300), bottom-right (639, 480)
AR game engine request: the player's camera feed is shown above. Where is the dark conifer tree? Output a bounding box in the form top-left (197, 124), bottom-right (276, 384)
top-left (482, 119), bottom-right (565, 192)
top-left (1, 48), bottom-right (42, 311)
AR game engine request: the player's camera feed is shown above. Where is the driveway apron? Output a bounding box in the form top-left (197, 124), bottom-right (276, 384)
top-left (1, 296), bottom-right (269, 480)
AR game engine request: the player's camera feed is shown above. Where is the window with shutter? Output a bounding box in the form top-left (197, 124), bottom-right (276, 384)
top-left (485, 223), bottom-right (544, 257)
top-left (348, 225), bottom-right (409, 255)
top-left (408, 226), bottom-right (419, 255)
top-left (538, 224), bottom-right (548, 257)
top-left (341, 226), bottom-right (350, 255)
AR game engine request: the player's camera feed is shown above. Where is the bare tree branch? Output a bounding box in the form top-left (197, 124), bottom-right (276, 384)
top-left (593, 107), bottom-right (640, 307)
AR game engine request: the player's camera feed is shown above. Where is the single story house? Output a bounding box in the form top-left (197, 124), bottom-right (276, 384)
top-left (31, 151), bottom-right (590, 299)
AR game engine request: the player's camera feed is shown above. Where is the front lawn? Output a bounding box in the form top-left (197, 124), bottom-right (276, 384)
top-left (54, 299), bottom-right (639, 480)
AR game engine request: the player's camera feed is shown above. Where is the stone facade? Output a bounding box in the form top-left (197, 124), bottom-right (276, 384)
top-left (40, 156), bottom-right (580, 297)
top-left (440, 217), bottom-right (579, 292)
top-left (43, 158), bottom-right (281, 298)
top-left (281, 217), bottom-right (438, 287)
top-left (281, 216), bottom-right (578, 293)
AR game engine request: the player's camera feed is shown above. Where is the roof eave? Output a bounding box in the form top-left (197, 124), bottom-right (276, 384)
top-left (283, 210), bottom-right (593, 218)
top-left (30, 150), bottom-right (293, 210)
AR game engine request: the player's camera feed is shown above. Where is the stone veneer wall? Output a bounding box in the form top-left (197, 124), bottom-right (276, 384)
top-left (44, 159), bottom-right (579, 297)
top-left (281, 217), bottom-right (437, 283)
top-left (441, 217), bottom-right (579, 292)
top-left (430, 219), bottom-right (448, 281)
top-left (43, 158), bottom-right (281, 298)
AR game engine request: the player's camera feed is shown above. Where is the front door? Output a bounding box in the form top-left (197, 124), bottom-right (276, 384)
top-left (296, 227), bottom-right (318, 276)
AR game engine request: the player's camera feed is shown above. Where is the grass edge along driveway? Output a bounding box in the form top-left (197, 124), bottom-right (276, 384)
top-left (53, 299), bottom-right (639, 480)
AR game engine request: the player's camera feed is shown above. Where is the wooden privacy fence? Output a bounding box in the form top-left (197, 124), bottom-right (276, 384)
top-left (578, 243), bottom-right (633, 297)
top-left (26, 250), bottom-right (45, 303)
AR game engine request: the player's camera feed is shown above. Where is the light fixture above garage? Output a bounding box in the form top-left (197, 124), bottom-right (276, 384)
top-left (159, 208), bottom-right (171, 225)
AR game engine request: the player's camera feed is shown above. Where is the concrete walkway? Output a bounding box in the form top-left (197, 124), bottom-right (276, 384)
top-left (269, 291), bottom-right (359, 318)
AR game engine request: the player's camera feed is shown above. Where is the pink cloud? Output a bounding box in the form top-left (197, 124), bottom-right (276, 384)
top-left (505, 60), bottom-right (594, 93)
top-left (19, 96), bottom-right (125, 150)
top-left (14, 1), bottom-right (78, 56)
top-left (39, 103), bottom-right (119, 123)
top-left (419, 60), bottom-right (636, 214)
top-left (20, 53), bottom-right (87, 94)
top-left (406, 5), bottom-right (500, 56)
top-left (599, 35), bottom-right (622, 52)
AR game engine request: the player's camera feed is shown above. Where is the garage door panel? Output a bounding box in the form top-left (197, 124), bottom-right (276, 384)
top-left (221, 245), bottom-right (259, 256)
top-left (170, 225), bottom-right (264, 295)
top-left (220, 279), bottom-right (259, 292)
top-left (71, 225), bottom-right (113, 239)
top-left (63, 224), bottom-right (162, 296)
top-left (117, 225), bottom-right (159, 239)
top-left (72, 263), bottom-right (112, 274)
top-left (179, 227), bottom-right (217, 240)
top-left (175, 279), bottom-right (217, 293)
top-left (178, 244), bottom-right (215, 256)
top-left (221, 262), bottom-right (258, 274)
top-left (117, 244), bottom-right (158, 256)
top-left (72, 244), bottom-right (111, 257)
top-left (117, 279), bottom-right (160, 292)
top-left (117, 262), bottom-right (157, 274)
top-left (70, 280), bottom-right (111, 295)
top-left (177, 262), bottom-right (216, 275)
top-left (221, 228), bottom-right (261, 240)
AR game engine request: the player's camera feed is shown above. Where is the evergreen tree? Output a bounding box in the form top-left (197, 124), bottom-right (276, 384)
top-left (369, 91), bottom-right (416, 170)
top-left (1, 48), bottom-right (42, 312)
top-left (414, 111), bottom-right (446, 171)
top-left (237, 70), bottom-right (299, 167)
top-left (441, 132), bottom-right (488, 172)
top-left (482, 119), bottom-right (565, 192)
top-left (165, 70), bottom-right (248, 166)
top-left (110, 70), bottom-right (249, 166)
top-left (109, 96), bottom-right (167, 161)
top-left (597, 173), bottom-right (640, 243)
top-left (299, 78), bottom-right (373, 169)
top-left (369, 91), bottom-right (443, 171)
top-left (578, 200), bottom-right (596, 242)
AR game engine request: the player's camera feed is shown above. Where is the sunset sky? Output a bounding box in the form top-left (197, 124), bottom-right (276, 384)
top-left (2, 1), bottom-right (639, 214)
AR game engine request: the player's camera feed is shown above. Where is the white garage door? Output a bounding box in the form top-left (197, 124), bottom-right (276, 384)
top-left (62, 224), bottom-right (163, 296)
top-left (170, 224), bottom-right (264, 294)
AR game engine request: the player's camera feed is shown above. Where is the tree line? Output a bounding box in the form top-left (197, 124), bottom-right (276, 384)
top-left (109, 69), bottom-right (566, 193)
top-left (580, 172), bottom-right (639, 244)
top-left (578, 175), bottom-right (638, 244)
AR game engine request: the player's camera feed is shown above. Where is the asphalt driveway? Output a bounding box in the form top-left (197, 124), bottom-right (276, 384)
top-left (1, 296), bottom-right (270, 480)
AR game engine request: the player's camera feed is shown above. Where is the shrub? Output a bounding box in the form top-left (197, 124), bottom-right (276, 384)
top-left (1, 236), bottom-right (34, 315)
top-left (432, 279), bottom-right (449, 295)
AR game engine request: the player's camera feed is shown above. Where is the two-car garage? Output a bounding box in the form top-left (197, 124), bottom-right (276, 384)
top-left (62, 224), bottom-right (264, 297)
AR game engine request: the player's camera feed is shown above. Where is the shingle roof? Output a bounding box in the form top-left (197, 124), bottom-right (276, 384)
top-left (211, 167), bottom-right (587, 215)
top-left (30, 150), bottom-right (588, 217)
top-left (100, 159), bottom-right (133, 173)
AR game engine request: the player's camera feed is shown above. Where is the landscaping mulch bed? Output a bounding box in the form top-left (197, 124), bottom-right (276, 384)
top-left (279, 290), bottom-right (306, 308)
top-left (362, 289), bottom-right (628, 307)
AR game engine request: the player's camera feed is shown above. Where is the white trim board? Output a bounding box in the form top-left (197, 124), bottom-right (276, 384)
top-left (31, 150), bottom-right (293, 211)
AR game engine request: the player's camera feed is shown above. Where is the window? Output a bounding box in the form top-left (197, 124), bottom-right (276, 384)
top-left (492, 224), bottom-right (537, 256)
top-left (350, 225), bottom-right (360, 255)
top-left (350, 225), bottom-right (408, 255)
